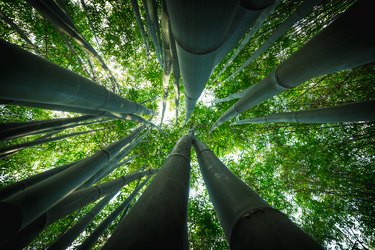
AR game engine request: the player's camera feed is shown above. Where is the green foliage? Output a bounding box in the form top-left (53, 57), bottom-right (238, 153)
top-left (0, 0), bottom-right (374, 249)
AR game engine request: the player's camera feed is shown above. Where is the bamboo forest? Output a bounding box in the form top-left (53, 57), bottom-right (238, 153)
top-left (0, 0), bottom-right (374, 249)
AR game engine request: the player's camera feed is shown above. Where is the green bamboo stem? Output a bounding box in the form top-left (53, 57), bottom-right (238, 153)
top-left (102, 134), bottom-right (192, 249)
top-left (193, 137), bottom-right (322, 249)
top-left (131, 0), bottom-right (150, 56)
top-left (211, 1), bottom-right (375, 130)
top-left (0, 115), bottom-right (95, 141)
top-left (0, 10), bottom-right (41, 54)
top-left (0, 40), bottom-right (154, 116)
top-left (0, 128), bottom-right (145, 243)
top-left (232, 101), bottom-right (375, 125)
top-left (77, 175), bottom-right (152, 250)
top-left (0, 169), bottom-right (156, 250)
top-left (223, 0), bottom-right (323, 83)
top-left (0, 129), bottom-right (102, 159)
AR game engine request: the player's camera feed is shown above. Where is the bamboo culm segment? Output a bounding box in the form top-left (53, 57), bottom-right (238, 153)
top-left (193, 137), bottom-right (322, 249)
top-left (0, 40), bottom-right (154, 116)
top-left (211, 0), bottom-right (375, 130)
top-left (102, 134), bottom-right (192, 250)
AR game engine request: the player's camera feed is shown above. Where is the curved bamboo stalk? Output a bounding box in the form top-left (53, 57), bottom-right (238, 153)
top-left (0, 128), bottom-right (145, 243)
top-left (0, 169), bottom-right (156, 250)
top-left (0, 161), bottom-right (80, 201)
top-left (102, 134), bottom-right (192, 249)
top-left (223, 0), bottom-right (323, 83)
top-left (0, 40), bottom-right (154, 116)
top-left (131, 0), bottom-right (150, 56)
top-left (0, 10), bottom-right (41, 54)
top-left (77, 175), bottom-right (151, 250)
top-left (0, 115), bottom-right (95, 141)
top-left (0, 129), bottom-right (103, 159)
top-left (192, 137), bottom-right (322, 249)
top-left (211, 1), bottom-right (375, 130)
top-left (232, 101), bottom-right (375, 125)
top-left (49, 175), bottom-right (152, 250)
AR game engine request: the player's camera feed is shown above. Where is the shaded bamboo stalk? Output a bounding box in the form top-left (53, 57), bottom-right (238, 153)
top-left (102, 134), bottom-right (192, 249)
top-left (27, 0), bottom-right (120, 92)
top-left (0, 40), bottom-right (154, 116)
top-left (0, 114), bottom-right (95, 141)
top-left (169, 22), bottom-right (180, 125)
top-left (142, 0), bottom-right (162, 67)
top-left (232, 101), bottom-right (375, 125)
top-left (160, 0), bottom-right (172, 125)
top-left (0, 160), bottom-right (80, 201)
top-left (80, 0), bottom-right (101, 48)
top-left (0, 129), bottom-right (103, 159)
top-left (214, 0), bottom-right (281, 82)
top-left (131, 0), bottom-right (150, 56)
top-left (193, 137), bottom-right (322, 249)
top-left (50, 174), bottom-right (153, 250)
top-left (223, 0), bottom-right (323, 83)
top-left (0, 169), bottom-right (156, 250)
top-left (213, 91), bottom-right (243, 104)
top-left (0, 10), bottom-right (41, 54)
top-left (211, 1), bottom-right (375, 130)
top-left (77, 175), bottom-right (152, 250)
top-left (0, 127), bottom-right (145, 243)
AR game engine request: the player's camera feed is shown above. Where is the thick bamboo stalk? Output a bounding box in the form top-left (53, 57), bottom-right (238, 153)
top-left (232, 101), bottom-right (375, 125)
top-left (0, 161), bottom-right (80, 201)
top-left (77, 175), bottom-right (151, 250)
top-left (131, 0), bottom-right (150, 56)
top-left (211, 1), bottom-right (375, 130)
top-left (214, 1), bottom-right (279, 76)
top-left (0, 10), bottom-right (41, 54)
top-left (0, 40), bottom-right (154, 116)
top-left (0, 129), bottom-right (101, 159)
top-left (0, 115), bottom-right (95, 141)
top-left (0, 129), bottom-right (144, 242)
top-left (0, 169), bottom-right (156, 250)
top-left (102, 134), bottom-right (192, 249)
top-left (50, 175), bottom-right (153, 250)
top-left (193, 137), bottom-right (322, 249)
top-left (223, 0), bottom-right (323, 83)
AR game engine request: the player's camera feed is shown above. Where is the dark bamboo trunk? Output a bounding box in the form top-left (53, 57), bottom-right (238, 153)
top-left (0, 40), bottom-right (153, 116)
top-left (0, 128), bottom-right (145, 243)
top-left (102, 134), bottom-right (192, 249)
top-left (0, 169), bottom-right (156, 249)
top-left (0, 114), bottom-right (95, 141)
top-left (193, 137), bottom-right (322, 249)
top-left (212, 0), bottom-right (375, 130)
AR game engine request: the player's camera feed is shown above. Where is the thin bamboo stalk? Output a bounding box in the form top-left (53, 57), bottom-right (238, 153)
top-left (131, 0), bottom-right (150, 56)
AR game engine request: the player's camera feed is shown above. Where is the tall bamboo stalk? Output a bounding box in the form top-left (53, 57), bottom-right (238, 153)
top-left (222, 0), bottom-right (323, 83)
top-left (131, 0), bottom-right (150, 56)
top-left (0, 160), bottom-right (80, 201)
top-left (0, 169), bottom-right (156, 250)
top-left (211, 1), bottom-right (375, 130)
top-left (77, 175), bottom-right (151, 250)
top-left (0, 114), bottom-right (95, 141)
top-left (0, 127), bottom-right (145, 243)
top-left (102, 134), bottom-right (192, 249)
top-left (0, 40), bottom-right (154, 116)
top-left (232, 101), bottom-right (375, 125)
top-left (0, 10), bottom-right (41, 54)
top-left (0, 129), bottom-right (102, 159)
top-left (193, 137), bottom-right (322, 249)
top-left (169, 22), bottom-right (180, 124)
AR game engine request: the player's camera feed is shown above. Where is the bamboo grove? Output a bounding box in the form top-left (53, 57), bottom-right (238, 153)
top-left (0, 0), bottom-right (374, 249)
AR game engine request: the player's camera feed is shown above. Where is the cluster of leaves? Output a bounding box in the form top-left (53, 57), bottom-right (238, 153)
top-left (0, 0), bottom-right (374, 249)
